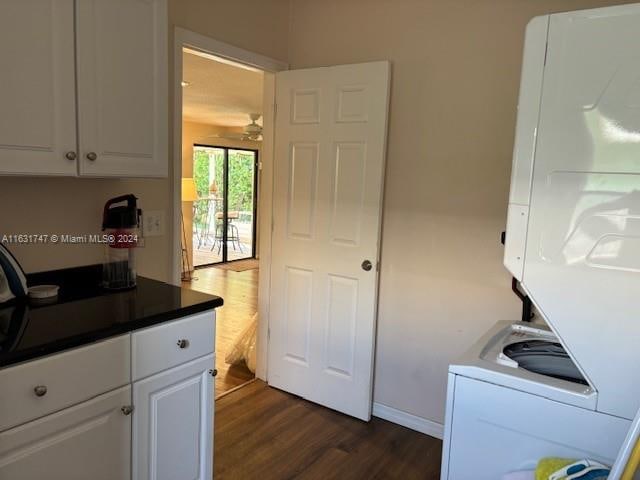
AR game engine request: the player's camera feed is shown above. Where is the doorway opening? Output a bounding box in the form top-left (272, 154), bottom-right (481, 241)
top-left (179, 45), bottom-right (264, 396)
top-left (174, 30), bottom-right (389, 423)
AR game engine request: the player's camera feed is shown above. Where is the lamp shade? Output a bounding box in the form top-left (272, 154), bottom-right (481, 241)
top-left (181, 178), bottom-right (198, 202)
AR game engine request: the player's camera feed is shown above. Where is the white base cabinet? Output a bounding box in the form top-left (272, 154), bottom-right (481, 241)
top-left (133, 354), bottom-right (215, 480)
top-left (0, 386), bottom-right (132, 480)
top-left (0, 310), bottom-right (216, 480)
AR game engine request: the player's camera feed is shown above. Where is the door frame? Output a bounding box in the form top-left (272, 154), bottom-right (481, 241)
top-left (172, 27), bottom-right (288, 381)
top-left (191, 144), bottom-right (260, 267)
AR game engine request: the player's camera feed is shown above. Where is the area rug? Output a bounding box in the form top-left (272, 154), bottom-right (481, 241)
top-left (213, 258), bottom-right (259, 272)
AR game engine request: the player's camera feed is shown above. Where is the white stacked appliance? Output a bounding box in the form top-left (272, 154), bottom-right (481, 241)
top-left (441, 3), bottom-right (640, 478)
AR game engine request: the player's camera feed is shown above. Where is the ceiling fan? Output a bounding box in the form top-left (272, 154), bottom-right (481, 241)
top-left (204, 113), bottom-right (263, 142)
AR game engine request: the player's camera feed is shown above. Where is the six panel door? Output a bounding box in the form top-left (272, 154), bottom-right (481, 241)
top-left (133, 354), bottom-right (214, 480)
top-left (268, 62), bottom-right (390, 420)
top-left (76, 0), bottom-right (168, 177)
top-left (0, 0), bottom-right (78, 175)
top-left (0, 386), bottom-right (131, 480)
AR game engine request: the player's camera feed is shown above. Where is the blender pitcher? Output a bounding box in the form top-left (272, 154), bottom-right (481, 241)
top-left (102, 194), bottom-right (141, 290)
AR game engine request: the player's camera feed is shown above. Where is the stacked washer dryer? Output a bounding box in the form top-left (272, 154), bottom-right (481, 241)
top-left (441, 4), bottom-right (640, 479)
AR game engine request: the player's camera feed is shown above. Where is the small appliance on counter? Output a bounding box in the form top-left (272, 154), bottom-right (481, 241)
top-left (0, 243), bottom-right (27, 304)
top-left (102, 194), bottom-right (142, 290)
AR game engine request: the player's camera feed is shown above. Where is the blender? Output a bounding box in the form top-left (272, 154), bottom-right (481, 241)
top-left (102, 195), bottom-right (141, 290)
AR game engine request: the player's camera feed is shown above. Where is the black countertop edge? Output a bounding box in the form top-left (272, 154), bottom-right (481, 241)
top-left (0, 264), bottom-right (223, 368)
top-left (0, 301), bottom-right (220, 368)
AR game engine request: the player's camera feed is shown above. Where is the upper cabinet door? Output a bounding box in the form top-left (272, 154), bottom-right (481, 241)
top-left (76, 0), bottom-right (168, 177)
top-left (0, 0), bottom-right (77, 176)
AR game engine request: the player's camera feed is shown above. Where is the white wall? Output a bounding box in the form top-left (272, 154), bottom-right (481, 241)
top-left (287, 0), bottom-right (636, 426)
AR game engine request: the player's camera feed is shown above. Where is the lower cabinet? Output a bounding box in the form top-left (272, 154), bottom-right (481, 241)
top-left (133, 354), bottom-right (214, 480)
top-left (0, 311), bottom-right (216, 479)
top-left (0, 386), bottom-right (131, 480)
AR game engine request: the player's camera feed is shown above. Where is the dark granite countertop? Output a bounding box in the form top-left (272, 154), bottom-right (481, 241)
top-left (0, 265), bottom-right (223, 368)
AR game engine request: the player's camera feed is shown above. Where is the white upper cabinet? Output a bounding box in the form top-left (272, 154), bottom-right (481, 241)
top-left (76, 0), bottom-right (168, 177)
top-left (0, 0), bottom-right (168, 178)
top-left (0, 0), bottom-right (78, 176)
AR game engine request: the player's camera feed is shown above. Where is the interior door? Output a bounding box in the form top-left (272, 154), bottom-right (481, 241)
top-left (268, 62), bottom-right (390, 420)
top-left (0, 0), bottom-right (77, 176)
top-left (75, 0), bottom-right (167, 177)
top-left (0, 386), bottom-right (131, 480)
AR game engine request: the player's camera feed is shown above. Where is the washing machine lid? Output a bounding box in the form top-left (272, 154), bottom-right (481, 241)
top-left (449, 321), bottom-right (597, 410)
top-left (499, 328), bottom-right (587, 385)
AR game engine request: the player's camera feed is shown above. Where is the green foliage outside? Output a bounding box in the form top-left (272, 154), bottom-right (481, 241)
top-left (219, 150), bottom-right (255, 212)
top-left (193, 149), bottom-right (211, 197)
top-left (192, 147), bottom-right (255, 228)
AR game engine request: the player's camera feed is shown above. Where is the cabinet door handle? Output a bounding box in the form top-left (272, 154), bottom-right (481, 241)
top-left (209, 369), bottom-right (218, 377)
top-left (86, 152), bottom-right (97, 161)
top-left (121, 405), bottom-right (134, 416)
top-left (65, 151), bottom-right (77, 161)
top-left (33, 385), bottom-right (48, 397)
top-left (177, 339), bottom-right (190, 349)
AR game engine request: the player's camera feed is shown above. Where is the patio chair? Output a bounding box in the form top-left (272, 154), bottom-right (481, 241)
top-left (212, 211), bottom-right (243, 254)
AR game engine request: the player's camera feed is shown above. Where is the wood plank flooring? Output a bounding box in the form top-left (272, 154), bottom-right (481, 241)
top-left (215, 381), bottom-right (443, 479)
top-left (183, 266), bottom-right (257, 395)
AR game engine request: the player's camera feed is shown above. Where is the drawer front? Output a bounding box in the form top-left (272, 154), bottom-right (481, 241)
top-left (132, 310), bottom-right (215, 381)
top-left (0, 335), bottom-right (130, 432)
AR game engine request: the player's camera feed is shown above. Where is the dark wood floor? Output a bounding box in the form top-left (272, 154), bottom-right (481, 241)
top-left (215, 381), bottom-right (442, 479)
top-left (183, 266), bottom-right (257, 395)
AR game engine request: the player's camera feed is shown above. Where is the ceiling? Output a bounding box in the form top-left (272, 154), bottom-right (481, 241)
top-left (182, 49), bottom-right (264, 127)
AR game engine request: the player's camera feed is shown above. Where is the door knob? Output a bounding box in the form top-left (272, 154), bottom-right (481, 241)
top-left (86, 152), bottom-right (97, 161)
top-left (361, 260), bottom-right (373, 271)
top-left (34, 385), bottom-right (48, 397)
top-left (65, 151), bottom-right (77, 161)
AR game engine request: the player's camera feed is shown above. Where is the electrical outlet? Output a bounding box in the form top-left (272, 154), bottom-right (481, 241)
top-left (143, 210), bottom-right (165, 237)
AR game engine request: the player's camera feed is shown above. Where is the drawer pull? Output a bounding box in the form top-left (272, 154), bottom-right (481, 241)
top-left (33, 385), bottom-right (48, 397)
top-left (121, 405), bottom-right (134, 416)
top-left (177, 339), bottom-right (190, 349)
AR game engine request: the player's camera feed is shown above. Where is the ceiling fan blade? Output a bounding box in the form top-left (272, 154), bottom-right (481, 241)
top-left (201, 132), bottom-right (246, 140)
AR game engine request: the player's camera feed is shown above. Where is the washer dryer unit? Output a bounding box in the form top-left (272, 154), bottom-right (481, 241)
top-left (442, 3), bottom-right (640, 477)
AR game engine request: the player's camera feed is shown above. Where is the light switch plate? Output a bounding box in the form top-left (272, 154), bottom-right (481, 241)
top-left (143, 210), bottom-right (165, 237)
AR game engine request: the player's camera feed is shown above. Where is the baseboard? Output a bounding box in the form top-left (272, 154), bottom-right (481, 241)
top-left (372, 402), bottom-right (444, 440)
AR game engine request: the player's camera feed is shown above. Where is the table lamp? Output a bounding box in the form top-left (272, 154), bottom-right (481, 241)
top-left (181, 178), bottom-right (198, 281)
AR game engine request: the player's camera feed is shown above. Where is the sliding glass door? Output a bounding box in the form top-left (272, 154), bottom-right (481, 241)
top-left (192, 145), bottom-right (258, 267)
